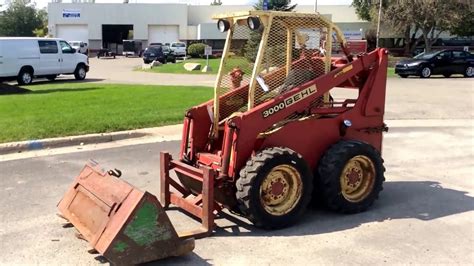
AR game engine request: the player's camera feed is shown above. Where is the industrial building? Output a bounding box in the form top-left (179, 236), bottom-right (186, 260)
top-left (47, 2), bottom-right (370, 53)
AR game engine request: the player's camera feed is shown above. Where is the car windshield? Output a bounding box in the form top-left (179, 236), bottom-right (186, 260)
top-left (414, 52), bottom-right (439, 60)
top-left (173, 43), bottom-right (185, 47)
top-left (69, 42), bottom-right (80, 46)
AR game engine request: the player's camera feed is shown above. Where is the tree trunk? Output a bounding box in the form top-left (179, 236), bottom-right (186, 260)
top-left (403, 27), bottom-right (411, 57)
top-left (422, 28), bottom-right (431, 52)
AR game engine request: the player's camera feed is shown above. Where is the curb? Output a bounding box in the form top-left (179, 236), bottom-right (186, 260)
top-left (0, 125), bottom-right (183, 155)
top-left (0, 119), bottom-right (469, 155)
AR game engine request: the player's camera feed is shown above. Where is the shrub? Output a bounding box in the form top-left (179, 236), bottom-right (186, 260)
top-left (188, 43), bottom-right (207, 58)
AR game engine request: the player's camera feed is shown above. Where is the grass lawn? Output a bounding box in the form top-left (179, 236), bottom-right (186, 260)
top-left (0, 83), bottom-right (212, 143)
top-left (387, 67), bottom-right (396, 77)
top-left (142, 57), bottom-right (253, 75)
top-left (143, 58), bottom-right (221, 74)
top-left (142, 57), bottom-right (398, 78)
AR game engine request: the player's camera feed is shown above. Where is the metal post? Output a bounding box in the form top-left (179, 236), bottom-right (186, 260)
top-left (314, 0), bottom-right (317, 12)
top-left (376, 0), bottom-right (383, 48)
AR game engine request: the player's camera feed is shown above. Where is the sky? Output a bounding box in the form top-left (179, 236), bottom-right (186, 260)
top-left (20, 0), bottom-right (352, 9)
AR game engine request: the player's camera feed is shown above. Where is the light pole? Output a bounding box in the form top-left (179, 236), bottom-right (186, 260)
top-left (376, 0), bottom-right (383, 47)
top-left (314, 0), bottom-right (317, 12)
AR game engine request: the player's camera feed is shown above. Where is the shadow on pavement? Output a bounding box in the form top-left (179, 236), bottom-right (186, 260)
top-left (24, 87), bottom-right (101, 94)
top-left (27, 78), bottom-right (105, 86)
top-left (213, 181), bottom-right (474, 237)
top-left (144, 252), bottom-right (212, 266)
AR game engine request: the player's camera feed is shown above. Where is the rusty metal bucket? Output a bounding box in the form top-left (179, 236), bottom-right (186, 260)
top-left (57, 160), bottom-right (195, 265)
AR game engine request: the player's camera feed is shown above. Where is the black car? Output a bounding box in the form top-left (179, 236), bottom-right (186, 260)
top-left (142, 45), bottom-right (176, 64)
top-left (395, 50), bottom-right (474, 78)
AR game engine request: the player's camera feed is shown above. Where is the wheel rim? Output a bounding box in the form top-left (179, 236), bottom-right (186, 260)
top-left (79, 68), bottom-right (86, 79)
top-left (422, 67), bottom-right (431, 77)
top-left (340, 155), bottom-right (376, 203)
top-left (22, 72), bottom-right (32, 84)
top-left (467, 67), bottom-right (474, 77)
top-left (260, 164), bottom-right (302, 216)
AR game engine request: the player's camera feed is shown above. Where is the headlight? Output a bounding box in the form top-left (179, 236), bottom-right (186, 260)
top-left (217, 19), bottom-right (230, 32)
top-left (247, 16), bottom-right (261, 31)
top-left (406, 62), bottom-right (421, 67)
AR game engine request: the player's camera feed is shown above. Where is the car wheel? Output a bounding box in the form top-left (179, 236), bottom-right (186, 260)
top-left (464, 66), bottom-right (474, 78)
top-left (17, 68), bottom-right (34, 85)
top-left (46, 75), bottom-right (58, 81)
top-left (443, 73), bottom-right (452, 78)
top-left (420, 67), bottom-right (432, 78)
top-left (399, 74), bottom-right (408, 78)
top-left (74, 64), bottom-right (87, 80)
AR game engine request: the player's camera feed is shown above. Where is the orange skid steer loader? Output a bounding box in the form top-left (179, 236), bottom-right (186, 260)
top-left (58, 11), bottom-right (388, 264)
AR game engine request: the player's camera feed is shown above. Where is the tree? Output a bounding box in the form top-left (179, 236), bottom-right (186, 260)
top-left (0, 0), bottom-right (42, 37)
top-left (352, 0), bottom-right (471, 55)
top-left (253, 0), bottom-right (297, 11)
top-left (210, 0), bottom-right (222, 6)
top-left (244, 0), bottom-right (297, 62)
top-left (386, 0), bottom-right (467, 52)
top-left (352, 0), bottom-right (374, 21)
top-left (33, 8), bottom-right (48, 37)
top-left (450, 8), bottom-right (474, 37)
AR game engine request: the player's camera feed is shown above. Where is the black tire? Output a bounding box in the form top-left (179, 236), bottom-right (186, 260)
top-left (236, 147), bottom-right (313, 229)
top-left (420, 66), bottom-right (432, 78)
top-left (74, 64), bottom-right (87, 80)
top-left (443, 73), bottom-right (452, 78)
top-left (17, 68), bottom-right (33, 85)
top-left (398, 74), bottom-right (408, 78)
top-left (464, 66), bottom-right (474, 78)
top-left (316, 140), bottom-right (385, 213)
top-left (46, 75), bottom-right (57, 81)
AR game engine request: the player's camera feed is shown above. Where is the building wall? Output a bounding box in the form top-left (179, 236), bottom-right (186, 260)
top-left (48, 3), bottom-right (188, 49)
top-left (48, 3), bottom-right (371, 49)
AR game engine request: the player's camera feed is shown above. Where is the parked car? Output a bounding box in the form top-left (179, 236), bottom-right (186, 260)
top-left (142, 45), bottom-right (176, 64)
top-left (170, 42), bottom-right (186, 57)
top-left (395, 49), bottom-right (474, 78)
top-left (68, 41), bottom-right (88, 55)
top-left (0, 37), bottom-right (89, 85)
top-left (162, 45), bottom-right (176, 63)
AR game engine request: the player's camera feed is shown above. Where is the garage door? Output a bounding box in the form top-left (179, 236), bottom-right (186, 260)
top-left (148, 25), bottom-right (179, 44)
top-left (56, 24), bottom-right (89, 43)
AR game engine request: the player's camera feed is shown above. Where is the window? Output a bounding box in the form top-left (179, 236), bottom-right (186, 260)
top-left (453, 51), bottom-right (467, 59)
top-left (38, 40), bottom-right (58, 54)
top-left (438, 51), bottom-right (451, 59)
top-left (59, 40), bottom-right (75, 54)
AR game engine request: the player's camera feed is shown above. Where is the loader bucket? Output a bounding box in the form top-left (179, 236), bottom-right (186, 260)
top-left (57, 161), bottom-right (194, 265)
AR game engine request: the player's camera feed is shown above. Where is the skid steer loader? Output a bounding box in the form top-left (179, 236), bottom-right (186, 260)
top-left (58, 11), bottom-right (388, 264)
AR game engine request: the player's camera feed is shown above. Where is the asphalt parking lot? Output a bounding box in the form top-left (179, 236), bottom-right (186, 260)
top-left (0, 73), bottom-right (473, 264)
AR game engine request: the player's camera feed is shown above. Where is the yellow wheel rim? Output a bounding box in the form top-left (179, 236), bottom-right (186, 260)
top-left (260, 164), bottom-right (302, 216)
top-left (340, 155), bottom-right (376, 202)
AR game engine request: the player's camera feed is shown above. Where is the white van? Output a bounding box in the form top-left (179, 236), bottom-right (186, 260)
top-left (0, 37), bottom-right (89, 85)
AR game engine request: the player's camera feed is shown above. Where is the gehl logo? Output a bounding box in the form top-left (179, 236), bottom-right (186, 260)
top-left (262, 86), bottom-right (317, 118)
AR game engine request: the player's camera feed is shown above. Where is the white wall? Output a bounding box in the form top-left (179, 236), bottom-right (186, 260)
top-left (48, 3), bottom-right (188, 41)
top-left (48, 3), bottom-right (371, 44)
